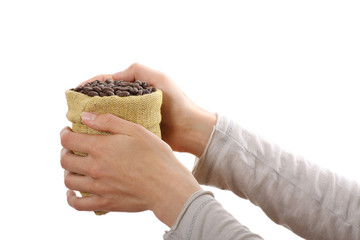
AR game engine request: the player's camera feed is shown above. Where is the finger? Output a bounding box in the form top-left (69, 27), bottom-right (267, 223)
top-left (61, 148), bottom-right (90, 175)
top-left (67, 190), bottom-right (107, 212)
top-left (64, 171), bottom-right (93, 193)
top-left (81, 112), bottom-right (144, 136)
top-left (78, 74), bottom-right (113, 86)
top-left (112, 63), bottom-right (166, 86)
top-left (60, 127), bottom-right (98, 154)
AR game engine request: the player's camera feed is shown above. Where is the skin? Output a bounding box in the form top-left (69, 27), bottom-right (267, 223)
top-left (60, 63), bottom-right (217, 227)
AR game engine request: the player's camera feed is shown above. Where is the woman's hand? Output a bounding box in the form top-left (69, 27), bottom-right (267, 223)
top-left (60, 112), bottom-right (201, 227)
top-left (112, 63), bottom-right (217, 158)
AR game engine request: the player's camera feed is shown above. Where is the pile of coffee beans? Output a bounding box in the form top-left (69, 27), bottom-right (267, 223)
top-left (70, 79), bottom-right (157, 97)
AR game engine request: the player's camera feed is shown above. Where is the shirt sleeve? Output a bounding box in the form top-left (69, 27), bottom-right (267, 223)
top-left (192, 115), bottom-right (360, 240)
top-left (163, 190), bottom-right (263, 240)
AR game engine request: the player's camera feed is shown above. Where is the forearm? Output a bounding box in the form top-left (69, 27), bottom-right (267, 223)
top-left (193, 115), bottom-right (360, 240)
top-left (163, 190), bottom-right (263, 240)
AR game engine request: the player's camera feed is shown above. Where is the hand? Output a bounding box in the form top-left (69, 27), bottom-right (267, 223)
top-left (60, 112), bottom-right (201, 227)
top-left (111, 63), bottom-right (217, 157)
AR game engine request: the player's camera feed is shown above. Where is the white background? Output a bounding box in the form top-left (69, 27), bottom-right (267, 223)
top-left (0, 1), bottom-right (359, 239)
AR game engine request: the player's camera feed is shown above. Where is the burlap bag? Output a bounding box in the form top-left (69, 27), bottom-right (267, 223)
top-left (65, 89), bottom-right (162, 215)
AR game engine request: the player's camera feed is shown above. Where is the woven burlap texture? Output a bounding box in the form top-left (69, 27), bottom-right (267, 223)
top-left (65, 89), bottom-right (162, 215)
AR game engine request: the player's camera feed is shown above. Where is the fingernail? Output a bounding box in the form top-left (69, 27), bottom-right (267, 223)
top-left (81, 112), bottom-right (96, 122)
top-left (60, 128), bottom-right (69, 138)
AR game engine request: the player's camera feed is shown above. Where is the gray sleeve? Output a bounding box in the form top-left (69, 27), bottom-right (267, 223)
top-left (163, 190), bottom-right (263, 240)
top-left (192, 115), bottom-right (360, 240)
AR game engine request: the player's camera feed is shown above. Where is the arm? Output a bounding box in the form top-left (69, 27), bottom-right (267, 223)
top-left (193, 115), bottom-right (360, 240)
top-left (61, 63), bottom-right (264, 239)
top-left (60, 113), bottom-right (264, 240)
top-left (164, 191), bottom-right (263, 240)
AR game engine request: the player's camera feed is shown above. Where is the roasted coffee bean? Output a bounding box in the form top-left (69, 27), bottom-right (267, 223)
top-left (132, 83), bottom-right (141, 89)
top-left (71, 79), bottom-right (157, 97)
top-left (116, 90), bottom-right (130, 97)
top-left (141, 82), bottom-right (149, 88)
top-left (128, 88), bottom-right (138, 95)
top-left (119, 86), bottom-right (132, 91)
top-left (105, 79), bottom-right (114, 84)
top-left (102, 87), bottom-right (114, 92)
top-left (74, 86), bottom-right (82, 92)
top-left (90, 80), bottom-right (100, 85)
top-left (83, 86), bottom-right (93, 92)
top-left (93, 86), bottom-right (102, 92)
top-left (87, 91), bottom-right (99, 97)
top-left (103, 90), bottom-right (114, 96)
top-left (119, 81), bottom-right (132, 86)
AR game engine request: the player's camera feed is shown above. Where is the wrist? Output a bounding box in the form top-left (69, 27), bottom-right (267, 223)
top-left (183, 107), bottom-right (217, 158)
top-left (150, 164), bottom-right (202, 227)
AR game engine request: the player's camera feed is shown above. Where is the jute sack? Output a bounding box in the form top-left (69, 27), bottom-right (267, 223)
top-left (65, 89), bottom-right (162, 215)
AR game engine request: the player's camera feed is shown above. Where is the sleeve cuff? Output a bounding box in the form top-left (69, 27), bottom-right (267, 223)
top-left (163, 190), bottom-right (215, 239)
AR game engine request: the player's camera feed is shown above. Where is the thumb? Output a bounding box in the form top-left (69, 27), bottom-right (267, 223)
top-left (112, 63), bottom-right (165, 86)
top-left (81, 112), bottom-right (138, 136)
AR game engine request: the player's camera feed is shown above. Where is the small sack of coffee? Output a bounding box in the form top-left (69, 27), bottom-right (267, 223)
top-left (65, 79), bottom-right (162, 215)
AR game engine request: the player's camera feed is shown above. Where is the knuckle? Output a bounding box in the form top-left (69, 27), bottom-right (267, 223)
top-left (132, 123), bottom-right (149, 137)
top-left (89, 143), bottom-right (102, 157)
top-left (86, 140), bottom-right (102, 157)
top-left (98, 197), bottom-right (111, 210)
top-left (130, 62), bottom-right (141, 70)
top-left (133, 124), bottom-right (146, 134)
top-left (60, 150), bottom-right (69, 169)
top-left (102, 113), bottom-right (116, 125)
top-left (97, 114), bottom-right (117, 131)
top-left (88, 162), bottom-right (104, 179)
top-left (64, 175), bottom-right (73, 189)
top-left (89, 180), bottom-right (102, 194)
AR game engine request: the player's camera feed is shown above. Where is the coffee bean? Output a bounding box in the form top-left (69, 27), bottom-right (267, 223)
top-left (102, 87), bottom-right (114, 92)
top-left (71, 79), bottom-right (157, 97)
top-left (73, 87), bottom-right (81, 92)
top-left (105, 79), bottom-right (114, 84)
top-left (87, 91), bottom-right (99, 97)
top-left (133, 83), bottom-right (141, 89)
top-left (104, 91), bottom-right (115, 96)
top-left (119, 81), bottom-right (132, 86)
top-left (83, 86), bottom-right (93, 92)
top-left (93, 86), bottom-right (102, 92)
top-left (143, 82), bottom-right (150, 88)
top-left (116, 91), bottom-right (130, 97)
top-left (120, 86), bottom-right (132, 91)
top-left (129, 87), bottom-right (138, 95)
